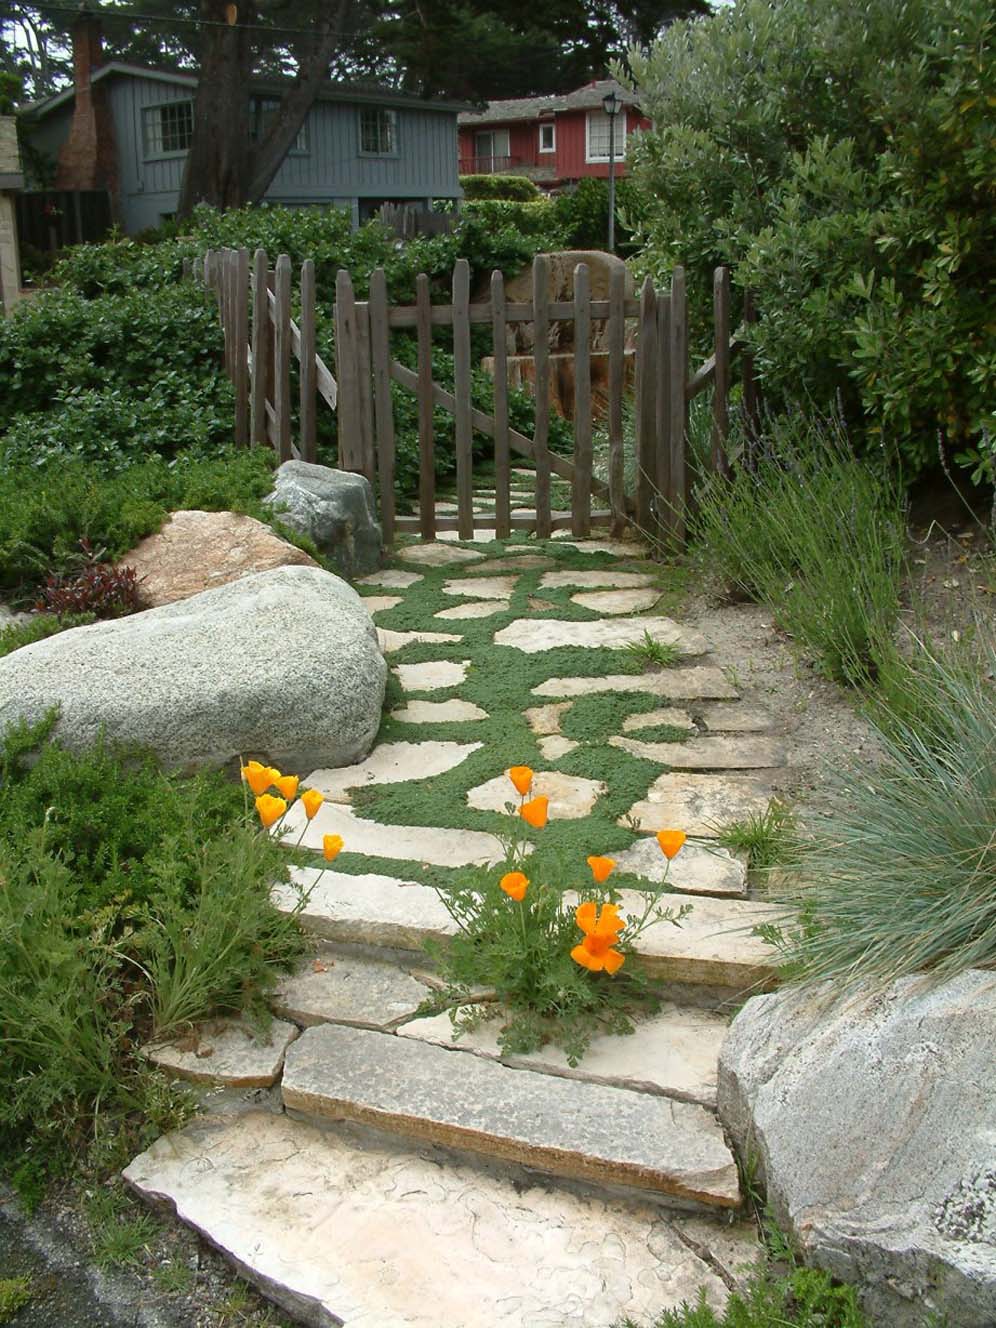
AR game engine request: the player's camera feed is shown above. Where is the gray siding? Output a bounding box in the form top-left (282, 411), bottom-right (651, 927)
top-left (21, 105), bottom-right (72, 187)
top-left (105, 74), bottom-right (462, 233)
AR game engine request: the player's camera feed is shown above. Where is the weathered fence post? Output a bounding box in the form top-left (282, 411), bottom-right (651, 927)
top-left (666, 264), bottom-right (688, 547)
top-left (355, 302), bottom-right (376, 487)
top-left (571, 261), bottom-right (592, 538)
top-left (415, 272), bottom-right (436, 541)
top-left (490, 269), bottom-right (511, 540)
top-left (712, 266), bottom-right (731, 477)
top-left (273, 253), bottom-right (293, 462)
top-left (740, 289), bottom-right (761, 466)
top-left (250, 249), bottom-right (270, 447)
top-left (233, 247), bottom-right (250, 446)
top-left (452, 258), bottom-right (474, 540)
top-left (654, 288), bottom-right (671, 541)
top-left (334, 268), bottom-right (363, 472)
top-left (532, 255), bottom-right (552, 539)
top-left (607, 264), bottom-right (627, 537)
top-left (634, 275), bottom-right (658, 535)
top-left (298, 258), bottom-right (317, 463)
top-left (368, 266), bottom-right (396, 542)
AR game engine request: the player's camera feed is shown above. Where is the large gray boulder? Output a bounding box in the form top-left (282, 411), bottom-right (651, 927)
top-left (265, 461), bottom-right (381, 578)
top-left (0, 566), bottom-right (386, 773)
top-left (718, 971), bottom-right (996, 1328)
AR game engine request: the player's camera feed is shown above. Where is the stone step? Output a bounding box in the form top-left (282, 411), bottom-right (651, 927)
top-left (272, 867), bottom-right (785, 994)
top-left (281, 1024), bottom-right (741, 1212)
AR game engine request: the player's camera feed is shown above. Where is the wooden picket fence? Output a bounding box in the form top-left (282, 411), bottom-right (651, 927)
top-left (190, 247), bottom-right (757, 548)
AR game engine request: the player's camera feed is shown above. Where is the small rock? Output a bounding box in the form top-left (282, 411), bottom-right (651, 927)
top-left (265, 461), bottom-right (382, 578)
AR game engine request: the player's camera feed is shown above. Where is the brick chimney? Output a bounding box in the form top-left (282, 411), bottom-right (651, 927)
top-left (55, 2), bottom-right (118, 197)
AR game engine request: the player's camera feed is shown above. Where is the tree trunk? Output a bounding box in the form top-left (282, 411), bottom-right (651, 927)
top-left (177, 0), bottom-right (254, 218)
top-left (245, 0), bottom-right (352, 204)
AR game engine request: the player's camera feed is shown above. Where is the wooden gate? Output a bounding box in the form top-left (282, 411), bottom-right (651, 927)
top-left (193, 248), bottom-right (756, 550)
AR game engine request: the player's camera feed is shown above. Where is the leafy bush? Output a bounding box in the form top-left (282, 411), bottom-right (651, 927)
top-left (626, 0), bottom-right (996, 476)
top-left (0, 718), bottom-right (303, 1159)
top-left (554, 177), bottom-right (638, 252)
top-left (38, 548), bottom-right (140, 618)
top-left (460, 174), bottom-right (542, 201)
top-left (778, 631), bottom-right (996, 990)
top-left (0, 449), bottom-right (278, 603)
top-left (690, 412), bottom-right (907, 685)
top-left (627, 1264), bottom-right (866, 1327)
top-left (0, 612), bottom-right (95, 658)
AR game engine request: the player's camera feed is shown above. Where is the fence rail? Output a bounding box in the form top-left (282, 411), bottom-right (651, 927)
top-left (190, 247), bottom-right (757, 550)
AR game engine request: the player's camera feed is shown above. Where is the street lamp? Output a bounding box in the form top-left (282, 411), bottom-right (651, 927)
top-left (602, 88), bottom-right (621, 254)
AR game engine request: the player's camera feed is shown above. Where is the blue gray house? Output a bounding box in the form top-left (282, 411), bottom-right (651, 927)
top-left (19, 11), bottom-right (465, 235)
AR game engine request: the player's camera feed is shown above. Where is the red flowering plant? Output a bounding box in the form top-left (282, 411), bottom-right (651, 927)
top-left (428, 765), bottom-right (692, 1066)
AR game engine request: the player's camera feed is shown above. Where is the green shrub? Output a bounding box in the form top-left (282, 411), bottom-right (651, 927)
top-left (625, 1264), bottom-right (867, 1327)
top-left (690, 412), bottom-right (907, 685)
top-left (460, 174), bottom-right (542, 201)
top-left (553, 177), bottom-right (638, 252)
top-left (779, 631), bottom-right (996, 990)
top-left (626, 0), bottom-right (996, 477)
top-left (0, 613), bottom-right (95, 657)
top-left (0, 449), bottom-right (278, 602)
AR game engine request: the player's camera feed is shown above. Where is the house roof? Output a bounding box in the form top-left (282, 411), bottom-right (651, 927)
top-left (458, 79), bottom-right (639, 127)
top-left (21, 62), bottom-right (472, 119)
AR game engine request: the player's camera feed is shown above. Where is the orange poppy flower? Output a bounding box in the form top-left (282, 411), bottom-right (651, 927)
top-left (255, 793), bottom-right (287, 829)
top-left (586, 855), bottom-right (616, 884)
top-left (323, 834), bottom-right (344, 862)
top-left (508, 765), bottom-right (534, 796)
top-left (656, 829), bottom-right (687, 860)
top-left (500, 871), bottom-right (529, 901)
top-left (242, 761), bottom-right (275, 797)
top-left (571, 900), bottom-right (626, 974)
top-left (274, 774), bottom-right (299, 801)
top-left (520, 795), bottom-right (549, 829)
top-left (300, 788), bottom-right (324, 820)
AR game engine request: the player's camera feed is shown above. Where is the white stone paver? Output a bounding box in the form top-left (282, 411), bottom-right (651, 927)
top-left (378, 629), bottom-right (463, 654)
top-left (538, 735), bottom-right (580, 761)
top-left (141, 1018), bottom-right (297, 1088)
top-left (612, 838), bottom-right (748, 898)
top-left (552, 536), bottom-right (651, 557)
top-left (272, 947), bottom-right (429, 1030)
top-left (571, 588), bottom-right (662, 615)
top-left (357, 569), bottom-right (423, 589)
top-left (361, 595), bottom-right (403, 615)
top-left (466, 770), bottom-right (605, 819)
top-left (610, 734), bottom-right (787, 770)
top-left (532, 668), bottom-right (738, 701)
top-left (622, 773), bottom-right (778, 838)
top-left (441, 575), bottom-right (518, 600)
top-left (524, 701), bottom-right (573, 735)
top-left (540, 570), bottom-right (657, 590)
top-left (277, 806), bottom-right (509, 869)
top-left (393, 659), bottom-right (470, 692)
top-left (495, 616), bottom-right (706, 655)
top-left (272, 866), bottom-right (457, 948)
top-left (308, 741), bottom-right (482, 803)
top-left (435, 600), bottom-right (510, 620)
top-left (391, 699), bottom-right (488, 724)
top-left (696, 704), bottom-right (775, 733)
top-left (622, 708), bottom-right (695, 732)
top-left (397, 543), bottom-right (485, 566)
top-left (462, 554), bottom-right (553, 573)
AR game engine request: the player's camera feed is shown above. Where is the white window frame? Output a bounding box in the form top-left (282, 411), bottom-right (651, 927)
top-left (585, 108), bottom-right (627, 164)
top-left (538, 121), bottom-right (556, 154)
top-left (141, 99), bottom-right (194, 160)
top-left (359, 106), bottom-right (398, 156)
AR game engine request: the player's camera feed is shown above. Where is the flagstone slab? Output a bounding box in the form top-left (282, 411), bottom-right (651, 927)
top-left (435, 600), bottom-right (510, 620)
top-left (398, 1002), bottom-right (728, 1109)
top-left (623, 892), bottom-right (789, 990)
top-left (466, 770), bottom-right (606, 819)
top-left (441, 576), bottom-right (519, 600)
top-left (390, 699), bottom-right (489, 724)
top-left (393, 659), bottom-right (470, 692)
top-left (436, 529), bottom-right (502, 544)
top-left (282, 1024), bottom-right (741, 1211)
top-left (610, 735), bottom-right (787, 770)
top-left (462, 554), bottom-right (554, 573)
top-left (495, 617), bottom-right (707, 655)
top-left (538, 735), bottom-right (580, 761)
top-left (623, 774), bottom-right (778, 838)
top-left (552, 537), bottom-right (652, 557)
top-left (308, 741), bottom-right (482, 802)
top-left (125, 1111), bottom-right (754, 1328)
top-left (359, 595), bottom-right (402, 614)
top-left (571, 588), bottom-right (663, 615)
top-left (357, 569), bottom-right (423, 589)
top-left (273, 865), bottom-right (458, 950)
top-left (540, 570), bottom-right (657, 591)
top-left (272, 947), bottom-right (430, 1030)
top-left (695, 704), bottom-right (775, 733)
top-left (141, 1017), bottom-right (297, 1089)
top-left (377, 629), bottom-right (463, 654)
top-left (613, 839), bottom-right (748, 899)
top-left (525, 701), bottom-right (573, 735)
top-left (276, 805), bottom-right (508, 869)
top-left (532, 668), bottom-right (738, 701)
top-left (623, 708), bottom-right (695, 732)
top-left (397, 543), bottom-right (485, 566)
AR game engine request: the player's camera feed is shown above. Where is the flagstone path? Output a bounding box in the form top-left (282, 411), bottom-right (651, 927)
top-left (127, 479), bottom-right (800, 1328)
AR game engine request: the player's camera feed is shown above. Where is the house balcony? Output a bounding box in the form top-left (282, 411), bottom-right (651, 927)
top-left (459, 154), bottom-right (522, 175)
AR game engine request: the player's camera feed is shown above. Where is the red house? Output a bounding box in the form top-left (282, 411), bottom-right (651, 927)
top-left (457, 79), bottom-right (649, 190)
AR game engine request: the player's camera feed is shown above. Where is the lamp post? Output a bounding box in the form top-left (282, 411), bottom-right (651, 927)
top-left (602, 88), bottom-right (621, 254)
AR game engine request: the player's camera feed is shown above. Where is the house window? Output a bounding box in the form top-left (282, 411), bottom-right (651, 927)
top-left (585, 109), bottom-right (627, 163)
top-left (538, 122), bottom-right (555, 153)
top-left (473, 128), bottom-right (510, 170)
top-left (360, 107), bottom-right (397, 155)
top-left (142, 100), bottom-right (194, 157)
top-left (250, 97), bottom-right (309, 153)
